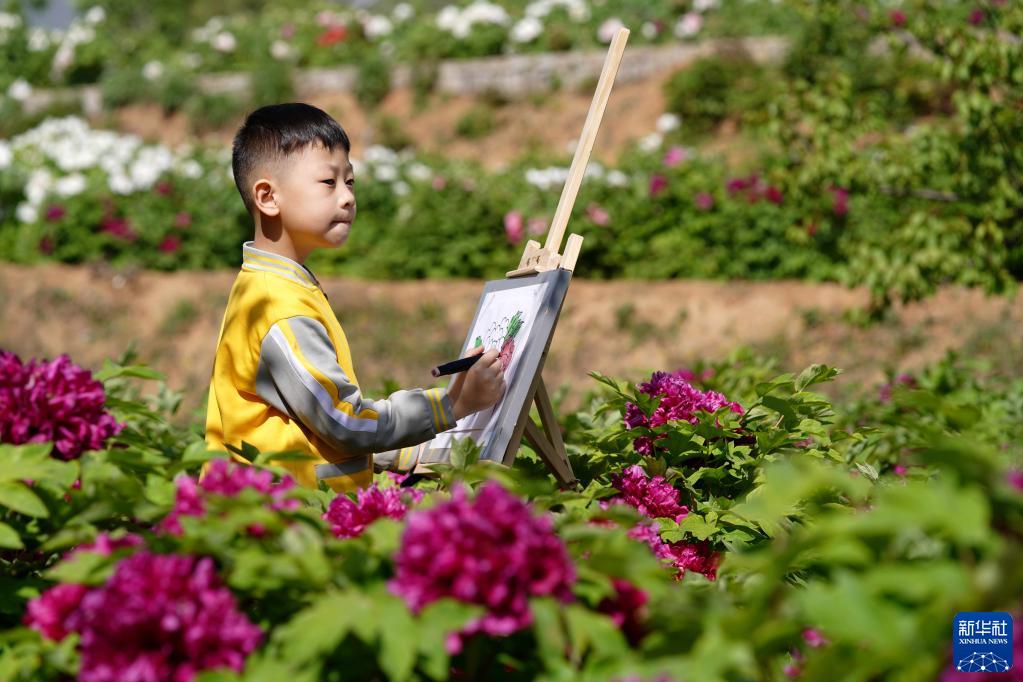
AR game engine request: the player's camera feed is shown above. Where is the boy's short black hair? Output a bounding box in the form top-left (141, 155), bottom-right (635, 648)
top-left (232, 102), bottom-right (351, 216)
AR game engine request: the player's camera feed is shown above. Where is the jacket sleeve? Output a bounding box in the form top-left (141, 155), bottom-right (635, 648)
top-left (254, 316), bottom-right (455, 457)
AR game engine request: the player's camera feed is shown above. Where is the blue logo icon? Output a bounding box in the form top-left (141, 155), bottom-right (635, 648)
top-left (953, 612), bottom-right (1014, 673)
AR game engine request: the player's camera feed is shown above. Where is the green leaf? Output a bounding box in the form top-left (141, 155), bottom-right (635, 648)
top-left (0, 482), bottom-right (49, 518)
top-left (795, 364), bottom-right (839, 391)
top-left (95, 361), bottom-right (165, 382)
top-left (269, 592), bottom-right (355, 665)
top-left (0, 522), bottom-right (23, 549)
top-left (761, 395), bottom-right (797, 423)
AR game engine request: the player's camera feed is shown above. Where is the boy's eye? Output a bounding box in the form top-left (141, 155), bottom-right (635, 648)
top-left (346, 179), bottom-right (355, 187)
top-left (321, 179), bottom-right (336, 186)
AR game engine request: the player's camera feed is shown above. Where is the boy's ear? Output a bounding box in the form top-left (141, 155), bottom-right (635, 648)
top-left (252, 178), bottom-right (280, 217)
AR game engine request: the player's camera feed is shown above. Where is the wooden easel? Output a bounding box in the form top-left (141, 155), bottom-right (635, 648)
top-left (500, 28), bottom-right (630, 487)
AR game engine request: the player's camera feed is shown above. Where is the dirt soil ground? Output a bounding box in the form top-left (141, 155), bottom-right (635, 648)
top-left (2, 263), bottom-right (1020, 425)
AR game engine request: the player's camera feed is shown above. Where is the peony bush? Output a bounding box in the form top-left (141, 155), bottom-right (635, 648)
top-left (0, 346), bottom-right (1019, 680)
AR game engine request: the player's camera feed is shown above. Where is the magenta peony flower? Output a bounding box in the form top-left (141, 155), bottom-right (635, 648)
top-left (803, 628), bottom-right (828, 648)
top-left (160, 459), bottom-right (298, 535)
top-left (624, 369), bottom-right (743, 455)
top-left (609, 465), bottom-right (689, 522)
top-left (649, 173), bottom-right (668, 197)
top-left (968, 8), bottom-right (984, 25)
top-left (1007, 469), bottom-right (1023, 492)
top-left (158, 235), bottom-right (181, 253)
top-left (0, 351), bottom-right (124, 460)
top-left (597, 579), bottom-right (648, 645)
top-left (890, 9), bottom-right (907, 27)
top-left (24, 583), bottom-right (89, 641)
top-left (100, 216), bottom-right (138, 242)
top-left (173, 211), bottom-right (192, 229)
top-left (323, 483), bottom-right (423, 538)
top-left (70, 552), bottom-right (262, 681)
top-left (831, 186), bottom-right (849, 217)
top-left (694, 192), bottom-right (715, 210)
top-left (390, 482), bottom-right (575, 644)
top-left (765, 185), bottom-right (784, 205)
top-left (70, 532), bottom-right (144, 558)
top-left (503, 210), bottom-right (524, 245)
top-left (45, 204), bottom-right (66, 221)
top-left (878, 373), bottom-right (916, 403)
top-left (662, 146), bottom-right (688, 168)
top-left (627, 521), bottom-right (720, 580)
top-left (39, 236), bottom-right (55, 254)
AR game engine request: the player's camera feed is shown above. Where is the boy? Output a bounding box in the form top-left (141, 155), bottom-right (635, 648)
top-left (203, 103), bottom-right (505, 493)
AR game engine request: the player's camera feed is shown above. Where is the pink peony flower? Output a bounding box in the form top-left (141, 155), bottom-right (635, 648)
top-left (597, 579), bottom-right (648, 645)
top-left (893, 464), bottom-right (907, 477)
top-left (158, 236), bottom-right (181, 254)
top-left (323, 483), bottom-right (423, 539)
top-left (24, 583), bottom-right (89, 641)
top-left (609, 465), bottom-right (689, 522)
top-left (431, 175), bottom-right (447, 190)
top-left (160, 459), bottom-right (299, 535)
top-left (173, 212), bottom-right (192, 229)
top-left (649, 173), bottom-right (668, 197)
top-left (70, 532), bottom-right (144, 558)
top-left (586, 203), bottom-right (610, 226)
top-left (662, 146), bottom-right (688, 168)
top-left (1007, 470), bottom-right (1023, 491)
top-left (624, 369), bottom-right (743, 455)
top-left (390, 482), bottom-right (575, 644)
top-left (832, 186), bottom-right (849, 217)
top-left (71, 552), bottom-right (262, 681)
top-left (0, 351), bottom-right (124, 460)
top-left (968, 8), bottom-right (984, 26)
top-left (695, 192), bottom-right (715, 210)
top-left (803, 628), bottom-right (828, 648)
top-left (527, 216), bottom-right (547, 236)
top-left (281, 23), bottom-right (296, 39)
top-left (45, 204), bottom-right (66, 221)
top-left (504, 211), bottom-right (524, 244)
top-left (890, 9), bottom-right (907, 27)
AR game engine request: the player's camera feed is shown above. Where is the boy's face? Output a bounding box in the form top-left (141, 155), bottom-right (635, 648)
top-left (267, 143), bottom-right (356, 253)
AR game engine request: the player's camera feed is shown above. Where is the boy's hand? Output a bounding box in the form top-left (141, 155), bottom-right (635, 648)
top-left (450, 348), bottom-right (505, 421)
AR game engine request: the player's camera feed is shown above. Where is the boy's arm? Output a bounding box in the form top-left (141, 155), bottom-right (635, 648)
top-left (255, 316), bottom-right (455, 459)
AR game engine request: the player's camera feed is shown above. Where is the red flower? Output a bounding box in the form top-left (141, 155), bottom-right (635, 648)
top-left (100, 217), bottom-right (138, 242)
top-left (889, 9), bottom-right (907, 27)
top-left (158, 236), bottom-right (181, 253)
top-left (316, 25), bottom-right (348, 46)
top-left (45, 204), bottom-right (66, 221)
top-left (695, 192), bottom-right (714, 210)
top-left (649, 173), bottom-right (668, 197)
top-left (154, 180), bottom-right (173, 196)
top-left (765, 185), bottom-right (784, 205)
top-left (831, 186), bottom-right (849, 217)
top-left (39, 236), bottom-right (54, 254)
top-left (968, 8), bottom-right (984, 25)
top-left (806, 221), bottom-right (818, 237)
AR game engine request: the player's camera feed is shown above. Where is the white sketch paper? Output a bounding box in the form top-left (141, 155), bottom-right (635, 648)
top-left (429, 282), bottom-right (550, 459)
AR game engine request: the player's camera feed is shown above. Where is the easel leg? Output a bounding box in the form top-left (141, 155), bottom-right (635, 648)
top-left (522, 378), bottom-right (576, 487)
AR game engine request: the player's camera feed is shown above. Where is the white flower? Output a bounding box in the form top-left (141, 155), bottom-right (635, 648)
top-left (27, 28), bottom-right (49, 51)
top-left (597, 17), bottom-right (624, 44)
top-left (270, 40), bottom-right (292, 60)
top-left (374, 164), bottom-right (398, 183)
top-left (656, 112), bottom-right (681, 133)
top-left (364, 15), bottom-right (393, 39)
top-left (694, 0), bottom-right (720, 12)
top-left (84, 6), bottom-right (106, 24)
top-left (0, 12), bottom-right (22, 30)
top-left (525, 0), bottom-right (588, 21)
top-left (212, 31), bottom-right (236, 52)
top-left (25, 169), bottom-right (53, 205)
top-left (51, 44), bottom-right (75, 75)
top-left (0, 141), bottom-right (11, 169)
top-left (363, 145), bottom-right (398, 165)
top-left (393, 180), bottom-right (410, 196)
top-left (436, 6), bottom-right (459, 31)
top-left (641, 22), bottom-right (658, 39)
top-left (108, 173), bottom-right (134, 194)
top-left (437, 1), bottom-right (508, 39)
top-left (674, 12), bottom-right (703, 39)
top-left (7, 78), bottom-right (31, 102)
top-left (638, 132), bottom-right (663, 152)
top-left (406, 162), bottom-right (431, 182)
top-left (605, 169), bottom-right (628, 187)
top-left (510, 17), bottom-right (543, 44)
top-left (393, 3), bottom-right (414, 22)
top-left (142, 60), bottom-right (164, 81)
top-left (55, 173), bottom-right (87, 197)
top-left (178, 159), bottom-right (203, 179)
top-left (16, 203), bottom-right (38, 223)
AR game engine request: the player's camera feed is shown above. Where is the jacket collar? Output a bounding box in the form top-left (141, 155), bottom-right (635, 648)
top-left (241, 241), bottom-right (320, 289)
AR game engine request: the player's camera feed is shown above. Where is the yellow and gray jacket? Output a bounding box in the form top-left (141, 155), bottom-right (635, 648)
top-left (203, 241), bottom-right (453, 493)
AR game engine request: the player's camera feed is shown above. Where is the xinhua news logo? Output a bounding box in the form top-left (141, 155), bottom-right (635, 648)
top-left (953, 612), bottom-right (1014, 673)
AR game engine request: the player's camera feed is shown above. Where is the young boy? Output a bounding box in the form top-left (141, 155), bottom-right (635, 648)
top-left (203, 103), bottom-right (505, 493)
